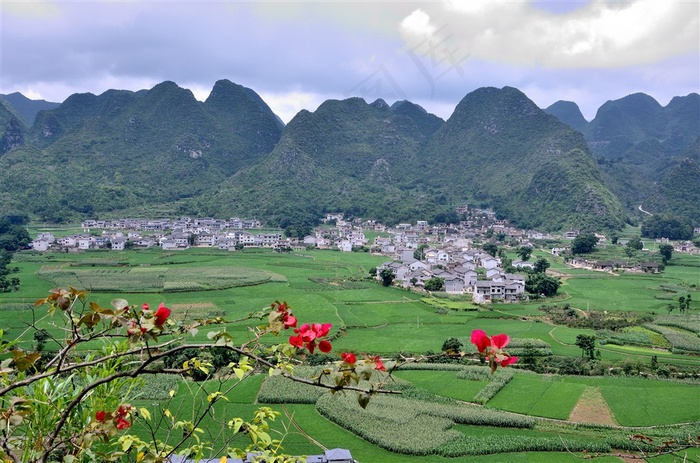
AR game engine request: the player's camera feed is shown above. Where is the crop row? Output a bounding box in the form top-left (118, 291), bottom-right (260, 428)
top-left (596, 329), bottom-right (656, 348)
top-left (257, 375), bottom-right (326, 404)
top-left (398, 363), bottom-right (466, 371)
top-left (37, 266), bottom-right (285, 293)
top-left (644, 324), bottom-right (700, 353)
top-left (456, 366), bottom-right (492, 381)
top-left (653, 315), bottom-right (700, 335)
top-left (437, 434), bottom-right (611, 457)
top-left (315, 392), bottom-right (540, 456)
top-left (473, 369), bottom-right (515, 405)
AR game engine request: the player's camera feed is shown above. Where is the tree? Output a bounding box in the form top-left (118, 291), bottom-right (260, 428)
top-left (610, 232), bottom-right (619, 245)
top-left (482, 242), bottom-right (499, 257)
top-left (516, 246), bottom-right (532, 261)
top-left (641, 215), bottom-right (693, 240)
top-left (626, 236), bottom-right (643, 251)
top-left (424, 277), bottom-right (445, 291)
top-left (525, 273), bottom-right (560, 297)
top-left (626, 236), bottom-right (643, 258)
top-left (533, 257), bottom-right (550, 274)
top-left (575, 334), bottom-right (596, 360)
top-left (571, 233), bottom-right (598, 255)
top-left (441, 337), bottom-right (463, 354)
top-left (414, 244), bottom-right (428, 261)
top-left (379, 268), bottom-right (395, 287)
top-left (659, 244), bottom-right (673, 264)
top-left (679, 295), bottom-right (693, 314)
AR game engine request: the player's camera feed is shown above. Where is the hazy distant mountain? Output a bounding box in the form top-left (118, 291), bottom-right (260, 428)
top-left (1, 92), bottom-right (60, 126)
top-left (544, 101), bottom-right (588, 132)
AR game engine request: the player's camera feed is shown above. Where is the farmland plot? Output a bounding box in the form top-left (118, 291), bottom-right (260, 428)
top-left (37, 265), bottom-right (286, 292)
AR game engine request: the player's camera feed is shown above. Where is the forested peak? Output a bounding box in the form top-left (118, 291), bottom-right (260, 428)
top-left (592, 92), bottom-right (662, 120)
top-left (544, 100), bottom-right (588, 132)
top-left (204, 79), bottom-right (284, 129)
top-left (369, 98), bottom-right (390, 111)
top-left (665, 92), bottom-right (699, 110)
top-left (389, 100), bottom-right (444, 138)
top-left (143, 80), bottom-right (197, 103)
top-left (1, 92), bottom-right (60, 126)
top-left (0, 97), bottom-right (25, 127)
top-left (206, 79), bottom-right (256, 108)
top-left (450, 86), bottom-right (542, 123)
top-left (313, 96), bottom-right (373, 115)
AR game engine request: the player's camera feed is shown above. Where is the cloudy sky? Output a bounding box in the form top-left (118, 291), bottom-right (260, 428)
top-left (1, 0), bottom-right (698, 123)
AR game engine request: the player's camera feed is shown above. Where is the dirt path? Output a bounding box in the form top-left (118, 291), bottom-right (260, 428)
top-left (567, 390), bottom-right (649, 463)
top-left (568, 386), bottom-right (617, 426)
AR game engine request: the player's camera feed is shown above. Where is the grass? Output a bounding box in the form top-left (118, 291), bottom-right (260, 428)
top-left (490, 374), bottom-right (700, 426)
top-left (392, 370), bottom-right (489, 402)
top-left (487, 375), bottom-right (585, 419)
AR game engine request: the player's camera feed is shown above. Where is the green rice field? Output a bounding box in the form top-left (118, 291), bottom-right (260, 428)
top-left (2, 245), bottom-right (699, 462)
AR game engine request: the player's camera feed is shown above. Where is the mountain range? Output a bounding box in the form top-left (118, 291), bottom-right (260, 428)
top-left (1, 81), bottom-right (698, 232)
top-left (544, 93), bottom-right (700, 222)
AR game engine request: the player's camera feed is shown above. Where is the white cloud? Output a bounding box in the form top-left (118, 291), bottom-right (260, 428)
top-left (400, 9), bottom-right (436, 37)
top-left (399, 0), bottom-right (699, 68)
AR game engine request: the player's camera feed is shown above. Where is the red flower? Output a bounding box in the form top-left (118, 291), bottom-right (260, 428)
top-left (470, 329), bottom-right (517, 371)
top-left (318, 340), bottom-right (332, 353)
top-left (95, 410), bottom-right (106, 422)
top-left (153, 303), bottom-right (171, 326)
top-left (283, 314), bottom-right (297, 329)
top-left (470, 329), bottom-right (491, 353)
top-left (289, 334), bottom-right (304, 348)
top-left (491, 333), bottom-right (510, 349)
top-left (272, 301), bottom-right (297, 329)
top-left (116, 417), bottom-right (131, 430)
top-left (142, 303), bottom-right (149, 311)
top-left (289, 323), bottom-right (333, 354)
top-left (341, 352), bottom-right (357, 365)
top-left (373, 356), bottom-right (386, 372)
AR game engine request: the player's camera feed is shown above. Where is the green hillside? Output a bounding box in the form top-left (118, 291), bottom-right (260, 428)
top-left (0, 80), bottom-right (283, 222)
top-left (1, 83), bottom-right (696, 231)
top-left (422, 87), bottom-right (625, 230)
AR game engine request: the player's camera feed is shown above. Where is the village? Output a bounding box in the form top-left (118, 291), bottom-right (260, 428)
top-left (29, 207), bottom-right (700, 304)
